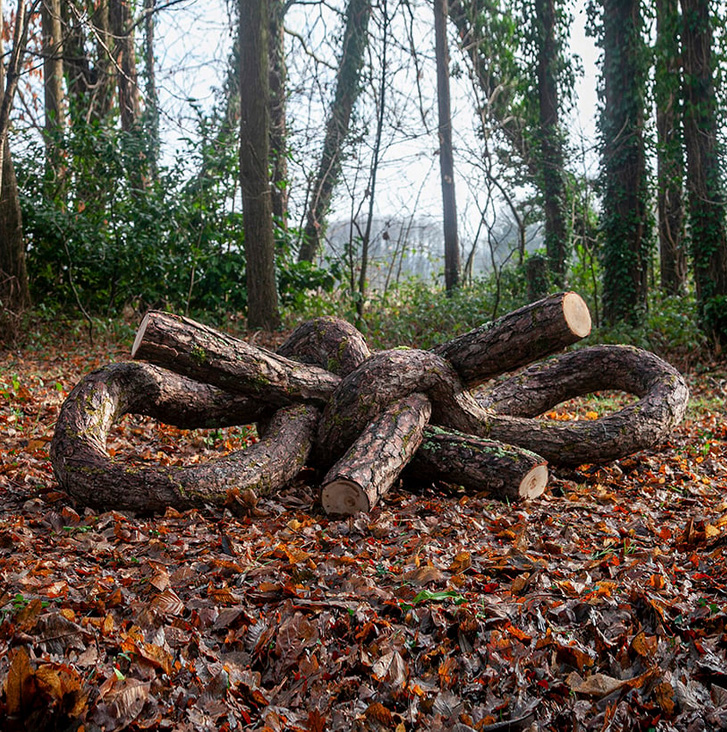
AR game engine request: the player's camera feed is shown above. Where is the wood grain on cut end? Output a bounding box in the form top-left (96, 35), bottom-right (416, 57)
top-left (519, 464), bottom-right (548, 499)
top-left (563, 292), bottom-right (592, 338)
top-left (131, 312), bottom-right (151, 358)
top-left (321, 479), bottom-right (369, 515)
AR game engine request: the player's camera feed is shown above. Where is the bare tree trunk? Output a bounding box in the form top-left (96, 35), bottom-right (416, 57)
top-left (535, 0), bottom-right (567, 285)
top-left (268, 0), bottom-right (287, 226)
top-left (680, 0), bottom-right (727, 347)
top-left (240, 0), bottom-right (281, 330)
top-left (144, 0), bottom-right (159, 179)
top-left (42, 0), bottom-right (65, 174)
top-left (434, 0), bottom-right (460, 294)
top-left (298, 0), bottom-right (371, 262)
top-left (109, 0), bottom-right (140, 132)
top-left (0, 0), bottom-right (30, 324)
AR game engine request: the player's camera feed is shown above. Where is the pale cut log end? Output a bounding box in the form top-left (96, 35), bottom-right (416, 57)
top-left (321, 479), bottom-right (370, 515)
top-left (519, 464), bottom-right (548, 500)
top-left (131, 312), bottom-right (152, 358)
top-left (563, 293), bottom-right (592, 338)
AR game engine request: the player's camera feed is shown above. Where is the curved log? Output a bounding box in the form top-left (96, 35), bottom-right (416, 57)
top-left (408, 427), bottom-right (549, 500)
top-left (132, 310), bottom-right (340, 406)
top-left (278, 316), bottom-right (371, 377)
top-left (474, 345), bottom-right (689, 465)
top-left (50, 362), bottom-right (319, 512)
top-left (321, 393), bottom-right (432, 515)
top-left (433, 292), bottom-right (591, 386)
top-left (315, 348), bottom-right (479, 465)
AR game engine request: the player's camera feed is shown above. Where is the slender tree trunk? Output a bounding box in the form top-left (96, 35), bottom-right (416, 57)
top-left (109, 0), bottom-right (140, 132)
top-left (599, 0), bottom-right (651, 325)
top-left (535, 0), bottom-right (568, 285)
top-left (298, 0), bottom-right (371, 262)
top-left (655, 0), bottom-right (687, 295)
top-left (434, 0), bottom-right (460, 294)
top-left (144, 0), bottom-right (159, 179)
top-left (680, 0), bottom-right (727, 347)
top-left (0, 0), bottom-right (30, 319)
top-left (240, 0), bottom-right (281, 330)
top-left (42, 0), bottom-right (65, 174)
top-left (268, 0), bottom-right (287, 226)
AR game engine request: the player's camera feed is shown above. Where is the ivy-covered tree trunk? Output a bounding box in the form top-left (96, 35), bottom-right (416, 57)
top-left (240, 0), bottom-right (281, 330)
top-left (298, 0), bottom-right (371, 263)
top-left (434, 0), bottom-right (460, 294)
top-left (680, 0), bottom-right (727, 346)
top-left (599, 0), bottom-right (651, 325)
top-left (655, 0), bottom-right (687, 296)
top-left (268, 0), bottom-right (288, 227)
top-left (535, 0), bottom-right (568, 286)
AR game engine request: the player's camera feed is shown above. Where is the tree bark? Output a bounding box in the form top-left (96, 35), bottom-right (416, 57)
top-left (240, 0), bottom-right (281, 329)
top-left (535, 0), bottom-right (568, 285)
top-left (434, 0), bottom-right (460, 294)
top-left (277, 316), bottom-right (371, 376)
top-left (42, 0), bottom-right (65, 173)
top-left (51, 361), bottom-right (318, 512)
top-left (475, 345), bottom-right (689, 465)
top-left (298, 0), bottom-right (371, 262)
top-left (321, 393), bottom-right (431, 514)
top-left (408, 427), bottom-right (548, 500)
top-left (655, 0), bottom-right (687, 296)
top-left (599, 0), bottom-right (651, 325)
top-left (432, 291), bottom-right (591, 386)
top-left (268, 0), bottom-right (287, 226)
top-left (109, 0), bottom-right (140, 132)
top-left (680, 0), bottom-right (727, 347)
top-left (132, 310), bottom-right (341, 406)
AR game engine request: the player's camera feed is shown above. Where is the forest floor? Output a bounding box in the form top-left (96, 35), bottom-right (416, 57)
top-left (0, 328), bottom-right (726, 731)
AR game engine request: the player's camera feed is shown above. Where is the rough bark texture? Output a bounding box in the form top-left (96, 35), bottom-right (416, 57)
top-left (42, 0), bottom-right (65, 147)
top-left (132, 311), bottom-right (340, 406)
top-left (50, 362), bottom-right (319, 512)
top-left (109, 0), bottom-right (140, 132)
top-left (268, 0), bottom-right (288, 225)
top-left (322, 393), bottom-right (431, 514)
top-left (680, 0), bottom-right (727, 346)
top-left (239, 0), bottom-right (281, 329)
top-left (433, 292), bottom-right (591, 386)
top-left (408, 427), bottom-right (548, 500)
top-left (434, 0), bottom-right (460, 293)
top-left (277, 316), bottom-right (371, 377)
top-left (475, 345), bottom-right (689, 465)
top-left (53, 296), bottom-right (689, 514)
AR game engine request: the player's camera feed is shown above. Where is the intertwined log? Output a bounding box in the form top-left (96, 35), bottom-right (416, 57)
top-left (50, 293), bottom-right (689, 515)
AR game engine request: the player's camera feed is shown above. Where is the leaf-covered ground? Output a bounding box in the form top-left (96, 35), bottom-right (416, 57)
top-left (0, 332), bottom-right (726, 731)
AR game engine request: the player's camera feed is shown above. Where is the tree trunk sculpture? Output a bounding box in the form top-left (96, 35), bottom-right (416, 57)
top-left (51, 293), bottom-right (689, 515)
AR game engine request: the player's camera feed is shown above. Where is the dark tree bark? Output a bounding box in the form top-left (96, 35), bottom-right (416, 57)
top-left (535, 0), bottom-right (568, 285)
top-left (144, 0), bottom-right (159, 178)
top-left (240, 0), bottom-right (281, 330)
top-left (432, 291), bottom-right (591, 386)
top-left (655, 0), bottom-right (687, 296)
top-left (408, 428), bottom-right (548, 501)
top-left (599, 0), bottom-right (651, 325)
top-left (434, 0), bottom-right (460, 293)
top-left (51, 361), bottom-right (318, 513)
top-left (476, 345), bottom-right (689, 465)
top-left (322, 393), bottom-right (432, 514)
top-left (298, 0), bottom-right (371, 262)
top-left (268, 0), bottom-right (288, 226)
top-left (109, 0), bottom-right (140, 132)
top-left (42, 0), bottom-right (65, 174)
top-left (132, 310), bottom-right (340, 405)
top-left (680, 0), bottom-right (727, 347)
